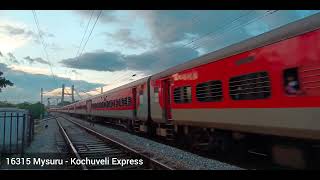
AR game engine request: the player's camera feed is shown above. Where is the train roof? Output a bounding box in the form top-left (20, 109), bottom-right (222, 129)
top-left (72, 76), bottom-right (150, 104)
top-left (151, 12), bottom-right (320, 80)
top-left (58, 12), bottom-right (320, 109)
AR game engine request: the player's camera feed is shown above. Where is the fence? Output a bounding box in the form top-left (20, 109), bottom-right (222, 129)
top-left (0, 108), bottom-right (34, 154)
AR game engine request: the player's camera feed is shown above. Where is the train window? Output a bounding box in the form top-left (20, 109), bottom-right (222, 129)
top-left (196, 80), bottom-right (222, 102)
top-left (122, 98), bottom-right (127, 106)
top-left (116, 99), bottom-right (119, 107)
top-left (174, 86), bottom-right (192, 103)
top-left (283, 68), bottom-right (300, 95)
top-left (128, 97), bottom-right (132, 106)
top-left (119, 99), bottom-right (122, 106)
top-left (121, 98), bottom-right (124, 106)
top-left (229, 71), bottom-right (271, 100)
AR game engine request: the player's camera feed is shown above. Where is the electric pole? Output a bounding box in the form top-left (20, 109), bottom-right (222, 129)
top-left (40, 88), bottom-right (43, 119)
top-left (47, 98), bottom-right (51, 107)
top-left (61, 84), bottom-right (65, 106)
top-left (71, 85), bottom-right (75, 102)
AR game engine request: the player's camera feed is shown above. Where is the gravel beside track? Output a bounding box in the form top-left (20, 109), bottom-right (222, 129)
top-left (55, 113), bottom-right (242, 170)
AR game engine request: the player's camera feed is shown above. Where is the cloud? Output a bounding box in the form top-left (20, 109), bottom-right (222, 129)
top-left (71, 69), bottom-right (80, 75)
top-left (105, 28), bottom-right (148, 49)
top-left (0, 63), bottom-right (103, 103)
top-left (0, 25), bottom-right (34, 37)
top-left (9, 64), bottom-right (51, 75)
top-left (60, 45), bottom-right (199, 74)
top-left (7, 52), bottom-right (19, 64)
top-left (126, 45), bottom-right (199, 73)
top-left (60, 51), bottom-right (127, 72)
top-left (0, 51), bottom-right (3, 57)
top-left (0, 22), bottom-right (55, 54)
top-left (24, 56), bottom-right (51, 65)
top-left (133, 10), bottom-right (251, 46)
top-left (75, 10), bottom-right (118, 24)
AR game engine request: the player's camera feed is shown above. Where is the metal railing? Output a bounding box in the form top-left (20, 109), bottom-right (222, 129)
top-left (0, 111), bottom-right (34, 154)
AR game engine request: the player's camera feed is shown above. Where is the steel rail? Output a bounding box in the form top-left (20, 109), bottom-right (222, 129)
top-left (56, 118), bottom-right (88, 170)
top-left (57, 115), bottom-right (175, 170)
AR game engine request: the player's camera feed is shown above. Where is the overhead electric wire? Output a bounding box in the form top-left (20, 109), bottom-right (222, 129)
top-left (70, 10), bottom-right (103, 99)
top-left (183, 10), bottom-right (257, 49)
top-left (78, 10), bottom-right (103, 58)
top-left (32, 10), bottom-right (60, 88)
top-left (149, 10), bottom-right (258, 62)
top-left (76, 10), bottom-right (95, 58)
top-left (70, 10), bottom-right (278, 101)
top-left (191, 10), bottom-right (279, 49)
top-left (147, 10), bottom-right (279, 72)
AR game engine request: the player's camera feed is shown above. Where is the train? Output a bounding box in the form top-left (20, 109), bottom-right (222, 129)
top-left (49, 13), bottom-right (320, 169)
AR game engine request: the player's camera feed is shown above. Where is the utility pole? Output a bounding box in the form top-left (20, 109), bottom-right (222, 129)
top-left (40, 88), bottom-right (43, 119)
top-left (101, 86), bottom-right (103, 94)
top-left (71, 85), bottom-right (75, 102)
top-left (40, 88), bottom-right (43, 104)
top-left (61, 84), bottom-right (65, 106)
top-left (47, 98), bottom-right (51, 107)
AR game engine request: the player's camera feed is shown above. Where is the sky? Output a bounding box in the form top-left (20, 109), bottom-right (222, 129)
top-left (0, 10), bottom-right (319, 104)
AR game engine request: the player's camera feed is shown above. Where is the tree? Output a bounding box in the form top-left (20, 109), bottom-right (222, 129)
top-left (16, 102), bottom-right (45, 119)
top-left (0, 71), bottom-right (13, 92)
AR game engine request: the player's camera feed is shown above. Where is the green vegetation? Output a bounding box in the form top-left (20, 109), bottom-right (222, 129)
top-left (0, 101), bottom-right (45, 119)
top-left (0, 71), bottom-right (13, 92)
top-left (0, 71), bottom-right (45, 119)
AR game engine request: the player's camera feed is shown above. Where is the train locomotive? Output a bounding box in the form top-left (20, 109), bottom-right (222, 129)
top-left (50, 13), bottom-right (320, 169)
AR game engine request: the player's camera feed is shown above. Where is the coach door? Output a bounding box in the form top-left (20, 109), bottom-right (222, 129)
top-left (132, 88), bottom-right (137, 118)
top-left (86, 100), bottom-right (92, 114)
top-left (162, 78), bottom-right (172, 120)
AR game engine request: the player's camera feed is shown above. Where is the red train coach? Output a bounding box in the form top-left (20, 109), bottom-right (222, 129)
top-left (148, 13), bottom-right (320, 168)
top-left (50, 13), bottom-right (320, 168)
top-left (60, 77), bottom-right (150, 130)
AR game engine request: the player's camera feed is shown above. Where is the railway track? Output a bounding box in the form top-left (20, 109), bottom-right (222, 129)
top-left (54, 116), bottom-right (177, 170)
top-left (57, 114), bottom-right (289, 170)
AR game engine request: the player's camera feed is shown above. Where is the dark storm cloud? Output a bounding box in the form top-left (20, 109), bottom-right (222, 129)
top-left (0, 63), bottom-right (102, 103)
top-left (64, 10), bottom-right (320, 74)
top-left (126, 46), bottom-right (199, 73)
top-left (105, 28), bottom-right (148, 49)
top-left (24, 56), bottom-right (51, 65)
top-left (134, 10), bottom-right (316, 49)
top-left (135, 10), bottom-right (252, 45)
top-left (60, 46), bottom-right (199, 73)
top-left (60, 51), bottom-right (127, 72)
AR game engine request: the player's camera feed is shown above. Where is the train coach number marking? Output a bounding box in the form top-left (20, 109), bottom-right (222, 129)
top-left (235, 56), bottom-right (255, 66)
